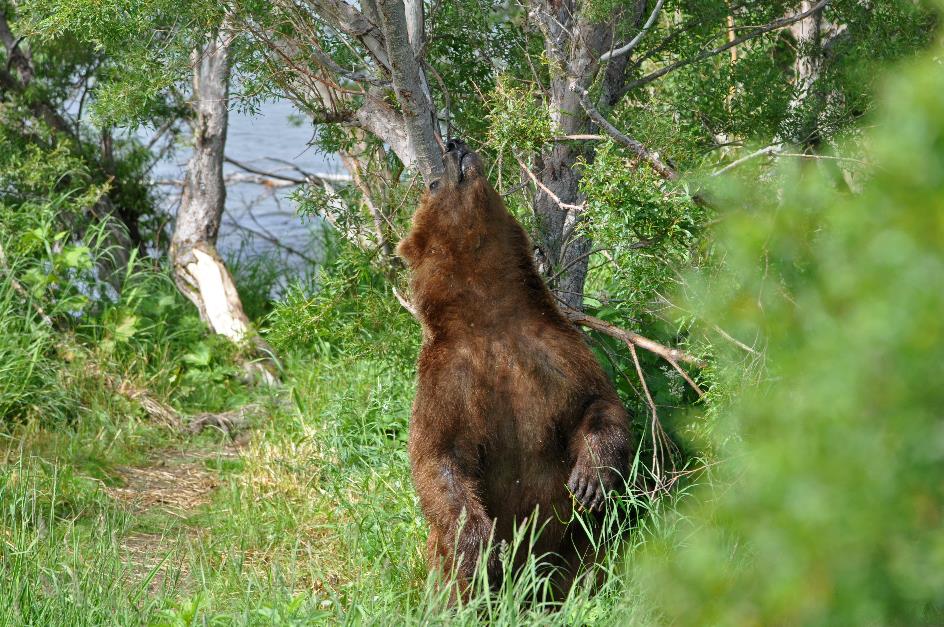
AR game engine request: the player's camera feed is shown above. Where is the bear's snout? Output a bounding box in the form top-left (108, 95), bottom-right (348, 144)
top-left (445, 138), bottom-right (468, 156)
top-left (443, 138), bottom-right (482, 185)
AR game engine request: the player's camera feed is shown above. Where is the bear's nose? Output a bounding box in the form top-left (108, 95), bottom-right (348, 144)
top-left (445, 139), bottom-right (467, 155)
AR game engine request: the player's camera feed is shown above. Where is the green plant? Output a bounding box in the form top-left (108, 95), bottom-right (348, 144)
top-left (635, 42), bottom-right (944, 625)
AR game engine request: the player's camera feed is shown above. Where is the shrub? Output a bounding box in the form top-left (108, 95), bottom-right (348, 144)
top-left (635, 42), bottom-right (944, 625)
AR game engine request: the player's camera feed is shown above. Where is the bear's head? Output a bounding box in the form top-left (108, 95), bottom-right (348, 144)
top-left (396, 139), bottom-right (515, 269)
top-left (396, 140), bottom-right (549, 327)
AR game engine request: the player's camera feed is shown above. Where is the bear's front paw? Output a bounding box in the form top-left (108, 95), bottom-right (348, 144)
top-left (567, 458), bottom-right (618, 512)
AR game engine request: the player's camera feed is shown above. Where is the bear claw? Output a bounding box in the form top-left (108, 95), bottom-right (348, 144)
top-left (567, 465), bottom-right (610, 512)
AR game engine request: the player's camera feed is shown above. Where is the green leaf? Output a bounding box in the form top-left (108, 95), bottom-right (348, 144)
top-left (182, 344), bottom-right (212, 367)
top-left (112, 314), bottom-right (138, 343)
top-left (59, 245), bottom-right (91, 270)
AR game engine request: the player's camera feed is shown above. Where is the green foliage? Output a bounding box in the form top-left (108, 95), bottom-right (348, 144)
top-left (636, 44), bottom-right (944, 625)
top-left (106, 292), bottom-right (248, 414)
top-left (0, 279), bottom-right (77, 421)
top-left (580, 141), bottom-right (707, 318)
top-left (0, 6), bottom-right (167, 247)
top-left (0, 117), bottom-right (98, 422)
top-left (640, 1), bottom-right (938, 148)
top-left (426, 0), bottom-right (532, 144)
top-left (23, 0), bottom-right (211, 126)
top-left (487, 75), bottom-right (552, 155)
top-left (0, 108), bottom-right (249, 426)
top-left (266, 242), bottom-right (420, 375)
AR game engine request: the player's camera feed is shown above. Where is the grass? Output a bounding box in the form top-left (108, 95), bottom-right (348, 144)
top-left (0, 229), bottom-right (689, 624)
top-left (0, 330), bottom-right (689, 625)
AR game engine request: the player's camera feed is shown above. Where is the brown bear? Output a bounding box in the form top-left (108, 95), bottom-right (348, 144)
top-left (397, 139), bottom-right (634, 599)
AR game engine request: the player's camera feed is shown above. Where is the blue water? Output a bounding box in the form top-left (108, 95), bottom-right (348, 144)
top-left (150, 100), bottom-right (342, 280)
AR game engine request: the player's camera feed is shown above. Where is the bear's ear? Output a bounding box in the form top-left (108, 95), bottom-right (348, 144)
top-left (396, 233), bottom-right (425, 267)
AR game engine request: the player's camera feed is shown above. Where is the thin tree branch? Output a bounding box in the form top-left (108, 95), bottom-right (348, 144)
top-left (628, 342), bottom-right (657, 415)
top-left (776, 152), bottom-right (870, 166)
top-left (224, 156), bottom-right (351, 185)
top-left (713, 323), bottom-right (760, 355)
top-left (599, 0), bottom-right (666, 62)
top-left (156, 174), bottom-right (298, 188)
top-left (549, 134), bottom-right (605, 141)
top-left (628, 341), bottom-right (679, 494)
top-left (668, 358), bottom-right (704, 399)
top-left (547, 238), bottom-right (654, 285)
top-left (573, 86), bottom-right (678, 180)
top-left (423, 59), bottom-right (451, 147)
top-left (514, 154), bottom-right (585, 212)
top-left (561, 304), bottom-right (705, 367)
top-left (343, 151), bottom-right (393, 257)
top-left (709, 144), bottom-right (870, 177)
top-left (307, 41), bottom-right (390, 86)
top-left (548, 247), bottom-right (610, 284)
top-left (221, 219), bottom-right (319, 265)
top-left (145, 117), bottom-right (179, 153)
top-left (392, 286), bottom-right (417, 316)
top-left (622, 0), bottom-right (831, 94)
top-left (710, 143), bottom-right (782, 176)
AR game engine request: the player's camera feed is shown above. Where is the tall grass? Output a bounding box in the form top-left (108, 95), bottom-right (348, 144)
top-left (0, 455), bottom-right (163, 625)
top-left (0, 284), bottom-right (688, 624)
top-left (174, 354), bottom-right (685, 624)
top-left (0, 256), bottom-right (77, 422)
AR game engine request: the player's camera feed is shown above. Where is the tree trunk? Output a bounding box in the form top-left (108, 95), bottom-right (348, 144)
top-left (531, 1), bottom-right (610, 311)
top-left (783, 1), bottom-right (844, 148)
top-left (170, 29), bottom-right (278, 384)
top-left (377, 0), bottom-right (443, 181)
top-left (531, 147), bottom-right (590, 311)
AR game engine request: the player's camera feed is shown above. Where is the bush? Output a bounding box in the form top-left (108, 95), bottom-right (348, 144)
top-left (634, 43), bottom-right (944, 625)
top-left (0, 106), bottom-right (252, 425)
top-left (265, 242), bottom-right (420, 375)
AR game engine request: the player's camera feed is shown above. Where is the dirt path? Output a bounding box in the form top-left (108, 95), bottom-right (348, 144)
top-left (105, 442), bottom-right (245, 594)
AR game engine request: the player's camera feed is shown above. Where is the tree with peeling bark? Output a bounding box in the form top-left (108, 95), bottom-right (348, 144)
top-left (171, 26), bottom-right (279, 384)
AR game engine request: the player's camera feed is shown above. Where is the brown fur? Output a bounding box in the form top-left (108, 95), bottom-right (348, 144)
top-left (397, 141), bottom-right (633, 599)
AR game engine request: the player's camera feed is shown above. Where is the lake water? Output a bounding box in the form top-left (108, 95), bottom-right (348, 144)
top-left (150, 99), bottom-right (342, 283)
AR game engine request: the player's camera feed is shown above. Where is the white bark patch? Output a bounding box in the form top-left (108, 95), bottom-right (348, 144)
top-left (188, 248), bottom-right (250, 342)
